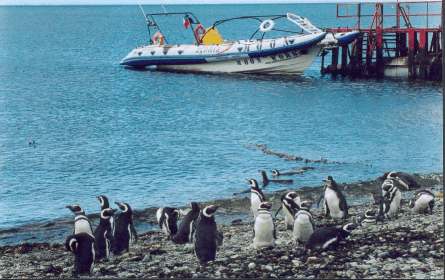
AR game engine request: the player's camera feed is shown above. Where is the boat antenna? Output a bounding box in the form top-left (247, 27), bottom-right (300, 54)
top-left (138, 3), bottom-right (152, 42)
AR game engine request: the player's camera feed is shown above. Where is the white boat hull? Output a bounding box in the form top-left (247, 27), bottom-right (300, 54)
top-left (156, 45), bottom-right (320, 75)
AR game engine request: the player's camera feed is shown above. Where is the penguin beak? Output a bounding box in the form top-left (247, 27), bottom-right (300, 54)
top-left (115, 202), bottom-right (124, 210)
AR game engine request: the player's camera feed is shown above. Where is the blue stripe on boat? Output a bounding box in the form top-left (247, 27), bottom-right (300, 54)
top-left (121, 32), bottom-right (326, 67)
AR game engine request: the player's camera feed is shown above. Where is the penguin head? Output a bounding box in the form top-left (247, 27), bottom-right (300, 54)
top-left (323, 176), bottom-right (336, 188)
top-left (190, 202), bottom-right (200, 212)
top-left (248, 179), bottom-right (259, 189)
top-left (115, 202), bottom-right (132, 214)
top-left (65, 235), bottom-right (78, 253)
top-left (285, 191), bottom-right (298, 200)
top-left (100, 208), bottom-right (116, 219)
top-left (97, 195), bottom-right (110, 209)
top-left (364, 209), bottom-right (376, 218)
top-left (342, 222), bottom-right (357, 233)
top-left (382, 179), bottom-right (394, 196)
top-left (65, 204), bottom-right (84, 215)
top-left (271, 169), bottom-right (280, 176)
top-left (202, 205), bottom-right (218, 218)
top-left (300, 200), bottom-right (312, 210)
top-left (258, 201), bottom-right (272, 210)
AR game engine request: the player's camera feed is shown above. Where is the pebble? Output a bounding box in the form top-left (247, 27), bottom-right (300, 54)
top-left (248, 263), bottom-right (256, 270)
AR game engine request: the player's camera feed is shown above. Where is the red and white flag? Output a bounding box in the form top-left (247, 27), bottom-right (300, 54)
top-left (183, 16), bottom-right (191, 29)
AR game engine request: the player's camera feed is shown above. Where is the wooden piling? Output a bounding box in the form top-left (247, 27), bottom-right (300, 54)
top-left (341, 45), bottom-right (348, 74)
top-left (408, 28), bottom-right (417, 79)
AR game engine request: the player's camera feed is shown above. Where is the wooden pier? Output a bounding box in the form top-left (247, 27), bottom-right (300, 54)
top-left (321, 1), bottom-right (442, 81)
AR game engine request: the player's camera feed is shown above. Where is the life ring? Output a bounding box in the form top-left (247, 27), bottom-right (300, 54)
top-left (259, 19), bottom-right (275, 32)
top-left (152, 31), bottom-right (165, 45)
top-left (193, 24), bottom-right (206, 43)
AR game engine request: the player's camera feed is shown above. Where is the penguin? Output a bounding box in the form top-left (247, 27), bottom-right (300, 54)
top-left (94, 208), bottom-right (115, 261)
top-left (271, 166), bottom-right (315, 177)
top-left (409, 189), bottom-right (435, 214)
top-left (194, 205), bottom-right (219, 264)
top-left (156, 207), bottom-right (180, 237)
top-left (305, 223), bottom-right (356, 252)
top-left (66, 204), bottom-right (94, 237)
top-left (381, 179), bottom-right (401, 219)
top-left (253, 201), bottom-right (276, 249)
top-left (65, 233), bottom-right (95, 276)
top-left (260, 170), bottom-right (293, 187)
top-left (172, 202), bottom-right (200, 244)
top-left (320, 176), bottom-right (348, 219)
top-left (292, 207), bottom-right (315, 245)
top-left (380, 171), bottom-right (421, 190)
top-left (275, 191), bottom-right (301, 229)
top-left (97, 195), bottom-right (114, 234)
top-left (112, 202), bottom-right (137, 255)
top-left (249, 179), bottom-right (266, 219)
top-left (359, 209), bottom-right (378, 226)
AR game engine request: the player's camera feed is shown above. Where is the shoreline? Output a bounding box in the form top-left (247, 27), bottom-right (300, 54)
top-left (0, 172), bottom-right (442, 246)
top-left (0, 172), bottom-right (443, 278)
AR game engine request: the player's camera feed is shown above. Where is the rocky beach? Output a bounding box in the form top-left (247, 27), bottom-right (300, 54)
top-left (0, 173), bottom-right (443, 279)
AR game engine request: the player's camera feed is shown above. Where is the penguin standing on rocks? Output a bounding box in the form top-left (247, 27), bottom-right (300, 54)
top-left (194, 205), bottom-right (219, 264)
top-left (249, 179), bottom-right (266, 219)
top-left (409, 190), bottom-right (435, 214)
top-left (293, 207), bottom-right (314, 245)
top-left (112, 202), bottom-right (137, 255)
top-left (66, 204), bottom-right (94, 237)
top-left (381, 179), bottom-right (401, 218)
top-left (319, 176), bottom-right (348, 220)
top-left (172, 202), bottom-right (200, 244)
top-left (253, 201), bottom-right (276, 249)
top-left (65, 233), bottom-right (95, 276)
top-left (156, 207), bottom-right (180, 237)
top-left (275, 191), bottom-right (301, 229)
top-left (305, 223), bottom-right (356, 252)
top-left (94, 208), bottom-right (115, 261)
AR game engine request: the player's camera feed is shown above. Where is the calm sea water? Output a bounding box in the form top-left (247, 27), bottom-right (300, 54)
top-left (0, 4), bottom-right (442, 231)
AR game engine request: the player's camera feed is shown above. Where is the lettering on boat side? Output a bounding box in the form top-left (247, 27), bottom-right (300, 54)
top-left (234, 51), bottom-right (300, 66)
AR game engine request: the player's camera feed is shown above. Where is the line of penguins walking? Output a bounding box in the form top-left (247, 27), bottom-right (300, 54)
top-left (64, 171), bottom-right (436, 276)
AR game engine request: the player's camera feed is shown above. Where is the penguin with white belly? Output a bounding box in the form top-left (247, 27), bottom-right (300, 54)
top-left (249, 179), bottom-right (266, 219)
top-left (112, 202), bottom-right (137, 255)
top-left (253, 201), bottom-right (276, 249)
top-left (293, 207), bottom-right (315, 245)
top-left (305, 223), bottom-right (356, 252)
top-left (194, 205), bottom-right (219, 264)
top-left (156, 207), bottom-right (180, 237)
top-left (66, 204), bottom-right (94, 237)
top-left (94, 208), bottom-right (115, 261)
top-left (409, 189), bottom-right (435, 214)
top-left (275, 191), bottom-right (301, 229)
top-left (172, 202), bottom-right (200, 244)
top-left (381, 179), bottom-right (401, 219)
top-left (320, 176), bottom-right (348, 220)
top-left (65, 233), bottom-right (96, 276)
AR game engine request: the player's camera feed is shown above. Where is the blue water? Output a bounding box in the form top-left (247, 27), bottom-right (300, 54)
top-left (0, 4), bottom-right (442, 231)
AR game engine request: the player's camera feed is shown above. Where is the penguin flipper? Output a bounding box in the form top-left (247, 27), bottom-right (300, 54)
top-left (324, 200), bottom-right (330, 218)
top-left (274, 205), bottom-right (283, 218)
top-left (316, 193), bottom-right (324, 208)
top-left (130, 222), bottom-right (138, 243)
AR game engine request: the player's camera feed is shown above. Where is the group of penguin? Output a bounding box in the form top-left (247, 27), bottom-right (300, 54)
top-left (249, 170), bottom-right (436, 253)
top-left (65, 196), bottom-right (137, 276)
top-left (63, 171), bottom-right (436, 276)
top-left (155, 203), bottom-right (223, 264)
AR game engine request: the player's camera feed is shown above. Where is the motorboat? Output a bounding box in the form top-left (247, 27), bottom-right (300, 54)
top-left (120, 12), bottom-right (327, 75)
